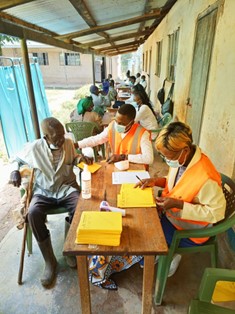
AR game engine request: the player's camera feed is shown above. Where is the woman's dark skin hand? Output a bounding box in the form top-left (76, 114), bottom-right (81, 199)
top-left (156, 197), bottom-right (184, 210)
top-left (134, 178), bottom-right (157, 189)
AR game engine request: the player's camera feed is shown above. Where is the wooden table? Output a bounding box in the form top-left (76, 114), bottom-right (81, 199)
top-left (117, 91), bottom-right (131, 101)
top-left (116, 86), bottom-right (131, 93)
top-left (63, 162), bottom-right (168, 314)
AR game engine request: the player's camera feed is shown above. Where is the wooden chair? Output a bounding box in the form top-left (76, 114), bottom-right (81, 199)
top-left (65, 121), bottom-right (105, 161)
top-left (154, 173), bottom-right (235, 305)
top-left (188, 268), bottom-right (235, 314)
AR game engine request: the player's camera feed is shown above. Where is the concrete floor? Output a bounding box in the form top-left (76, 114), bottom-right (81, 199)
top-left (0, 154), bottom-right (220, 314)
top-left (0, 213), bottom-right (213, 314)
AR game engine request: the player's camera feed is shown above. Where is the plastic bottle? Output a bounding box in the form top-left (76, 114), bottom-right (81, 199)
top-left (81, 164), bottom-right (91, 199)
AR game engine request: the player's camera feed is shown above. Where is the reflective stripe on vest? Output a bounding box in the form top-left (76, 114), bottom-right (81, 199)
top-left (162, 153), bottom-right (221, 244)
top-left (108, 121), bottom-right (146, 154)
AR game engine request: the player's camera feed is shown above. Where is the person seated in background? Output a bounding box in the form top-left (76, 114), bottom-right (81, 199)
top-left (107, 73), bottom-right (112, 82)
top-left (9, 117), bottom-right (93, 287)
top-left (125, 83), bottom-right (147, 107)
top-left (102, 79), bottom-right (110, 95)
top-left (135, 121), bottom-right (226, 276)
top-left (70, 96), bottom-right (103, 134)
top-left (108, 79), bottom-right (117, 102)
top-left (129, 75), bottom-right (136, 86)
top-left (135, 72), bottom-right (141, 84)
top-left (140, 75), bottom-right (147, 90)
top-left (75, 104), bottom-right (154, 166)
top-left (90, 85), bottom-right (110, 116)
top-left (133, 89), bottom-right (158, 140)
top-left (124, 70), bottom-right (130, 83)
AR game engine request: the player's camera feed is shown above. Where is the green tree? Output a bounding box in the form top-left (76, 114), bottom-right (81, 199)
top-left (0, 34), bottom-right (19, 55)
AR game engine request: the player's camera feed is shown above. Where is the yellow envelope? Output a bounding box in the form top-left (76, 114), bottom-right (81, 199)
top-left (77, 162), bottom-right (102, 173)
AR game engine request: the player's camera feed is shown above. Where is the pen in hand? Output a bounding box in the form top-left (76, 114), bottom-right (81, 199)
top-left (136, 175), bottom-right (144, 185)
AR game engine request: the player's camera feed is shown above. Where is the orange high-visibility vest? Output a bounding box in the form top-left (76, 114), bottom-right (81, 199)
top-left (108, 121), bottom-right (146, 154)
top-left (162, 153), bottom-right (222, 244)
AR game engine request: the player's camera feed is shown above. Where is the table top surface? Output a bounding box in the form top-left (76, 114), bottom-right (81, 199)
top-left (63, 162), bottom-right (168, 256)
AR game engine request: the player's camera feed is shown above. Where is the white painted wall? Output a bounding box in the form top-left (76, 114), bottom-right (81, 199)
top-left (2, 47), bottom-right (119, 88)
top-left (142, 0), bottom-right (235, 177)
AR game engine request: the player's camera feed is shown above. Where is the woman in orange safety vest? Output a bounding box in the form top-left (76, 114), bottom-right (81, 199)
top-left (135, 121), bottom-right (226, 275)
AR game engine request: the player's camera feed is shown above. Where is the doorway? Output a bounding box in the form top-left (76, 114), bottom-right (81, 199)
top-left (186, 5), bottom-right (218, 144)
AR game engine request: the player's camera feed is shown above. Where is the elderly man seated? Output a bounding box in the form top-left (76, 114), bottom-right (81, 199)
top-left (9, 117), bottom-right (92, 287)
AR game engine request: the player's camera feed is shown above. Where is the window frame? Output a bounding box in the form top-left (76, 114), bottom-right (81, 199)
top-left (59, 52), bottom-right (81, 66)
top-left (32, 52), bottom-right (49, 66)
top-left (167, 28), bottom-right (180, 81)
top-left (155, 40), bottom-right (162, 77)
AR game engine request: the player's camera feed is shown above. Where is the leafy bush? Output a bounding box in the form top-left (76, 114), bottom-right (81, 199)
top-left (73, 84), bottom-right (91, 100)
top-left (51, 100), bottom-right (77, 125)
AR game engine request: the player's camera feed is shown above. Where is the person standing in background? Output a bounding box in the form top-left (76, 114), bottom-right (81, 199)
top-left (140, 75), bottom-right (147, 90)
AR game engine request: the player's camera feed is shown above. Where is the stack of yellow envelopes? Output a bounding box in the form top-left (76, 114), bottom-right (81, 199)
top-left (76, 211), bottom-right (122, 246)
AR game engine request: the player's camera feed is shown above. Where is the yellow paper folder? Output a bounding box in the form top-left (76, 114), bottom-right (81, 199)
top-left (76, 211), bottom-right (122, 246)
top-left (77, 162), bottom-right (101, 173)
top-left (117, 183), bottom-right (156, 207)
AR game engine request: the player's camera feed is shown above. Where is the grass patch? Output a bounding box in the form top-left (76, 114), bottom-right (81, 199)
top-left (51, 100), bottom-right (77, 125)
top-left (73, 84), bottom-right (91, 99)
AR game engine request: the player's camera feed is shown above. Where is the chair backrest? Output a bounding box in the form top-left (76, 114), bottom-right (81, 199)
top-left (158, 113), bottom-right (172, 127)
top-left (221, 173), bottom-right (235, 219)
top-left (65, 121), bottom-right (97, 141)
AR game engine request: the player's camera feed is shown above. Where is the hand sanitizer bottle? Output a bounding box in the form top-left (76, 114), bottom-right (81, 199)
top-left (81, 164), bottom-right (91, 199)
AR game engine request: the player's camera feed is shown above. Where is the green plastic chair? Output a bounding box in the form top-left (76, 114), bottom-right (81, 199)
top-left (151, 113), bottom-right (172, 140)
top-left (154, 173), bottom-right (235, 305)
top-left (65, 121), bottom-right (105, 161)
top-left (188, 268), bottom-right (235, 314)
top-left (20, 189), bottom-right (69, 254)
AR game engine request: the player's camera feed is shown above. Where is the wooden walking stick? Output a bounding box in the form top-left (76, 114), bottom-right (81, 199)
top-left (18, 168), bottom-right (35, 285)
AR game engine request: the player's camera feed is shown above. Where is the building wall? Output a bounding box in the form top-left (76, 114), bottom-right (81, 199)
top-left (2, 47), bottom-right (119, 88)
top-left (142, 0), bottom-right (235, 177)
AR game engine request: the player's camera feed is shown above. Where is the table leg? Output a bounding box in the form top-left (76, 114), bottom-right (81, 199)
top-left (76, 256), bottom-right (91, 314)
top-left (142, 255), bottom-right (155, 314)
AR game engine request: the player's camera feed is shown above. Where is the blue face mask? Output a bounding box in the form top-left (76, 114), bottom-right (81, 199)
top-left (165, 159), bottom-right (181, 168)
top-left (164, 149), bottom-right (185, 168)
top-left (115, 122), bottom-right (126, 134)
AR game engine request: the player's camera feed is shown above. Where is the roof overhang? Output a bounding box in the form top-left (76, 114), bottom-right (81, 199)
top-left (0, 0), bottom-right (177, 56)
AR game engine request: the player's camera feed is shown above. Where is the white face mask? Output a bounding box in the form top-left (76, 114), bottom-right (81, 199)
top-left (115, 122), bottom-right (126, 134)
top-left (49, 143), bottom-right (60, 150)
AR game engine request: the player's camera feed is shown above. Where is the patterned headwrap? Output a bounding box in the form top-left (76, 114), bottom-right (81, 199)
top-left (77, 97), bottom-right (93, 115)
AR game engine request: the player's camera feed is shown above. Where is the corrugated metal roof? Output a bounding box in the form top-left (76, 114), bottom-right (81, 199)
top-left (0, 0), bottom-right (176, 56)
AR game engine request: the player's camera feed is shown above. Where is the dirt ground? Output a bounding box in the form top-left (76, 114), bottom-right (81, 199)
top-left (0, 162), bottom-right (20, 242)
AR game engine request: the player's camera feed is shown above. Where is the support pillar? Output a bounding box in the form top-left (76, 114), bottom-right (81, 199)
top-left (20, 37), bottom-right (40, 139)
top-left (91, 52), bottom-right (95, 85)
